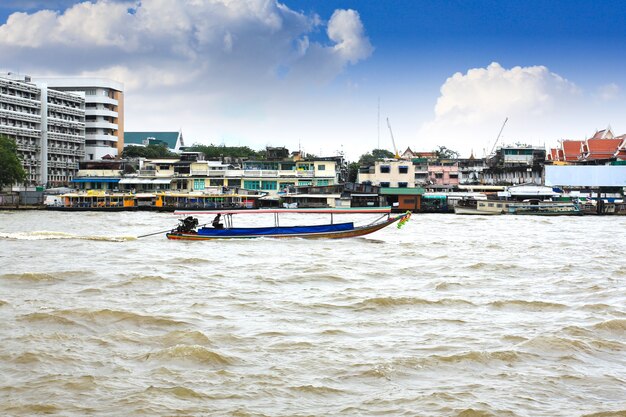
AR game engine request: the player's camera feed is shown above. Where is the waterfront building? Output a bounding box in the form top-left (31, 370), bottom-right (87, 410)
top-left (38, 77), bottom-right (124, 161)
top-left (124, 131), bottom-right (184, 153)
top-left (482, 145), bottom-right (545, 185)
top-left (427, 159), bottom-right (460, 187)
top-left (358, 159), bottom-right (416, 188)
top-left (457, 154), bottom-right (488, 185)
top-left (0, 73), bottom-right (85, 187)
top-left (71, 148), bottom-right (344, 198)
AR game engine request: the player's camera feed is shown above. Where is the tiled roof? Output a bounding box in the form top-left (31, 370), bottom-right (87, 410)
top-left (591, 129), bottom-right (606, 139)
top-left (561, 140), bottom-right (583, 161)
top-left (548, 148), bottom-right (559, 161)
top-left (585, 138), bottom-right (624, 160)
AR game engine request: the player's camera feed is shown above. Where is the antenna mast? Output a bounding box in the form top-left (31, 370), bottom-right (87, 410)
top-left (377, 97), bottom-right (380, 149)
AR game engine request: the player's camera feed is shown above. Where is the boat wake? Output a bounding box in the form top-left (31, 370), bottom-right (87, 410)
top-left (0, 231), bottom-right (135, 242)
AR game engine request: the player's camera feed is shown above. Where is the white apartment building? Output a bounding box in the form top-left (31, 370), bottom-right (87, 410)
top-left (0, 73), bottom-right (85, 186)
top-left (40, 77), bottom-right (124, 161)
top-left (358, 159), bottom-right (416, 188)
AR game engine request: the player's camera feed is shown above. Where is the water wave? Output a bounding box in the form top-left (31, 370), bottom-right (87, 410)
top-left (144, 385), bottom-right (204, 399)
top-left (19, 312), bottom-right (80, 327)
top-left (520, 335), bottom-right (594, 353)
top-left (113, 275), bottom-right (170, 286)
top-left (289, 384), bottom-right (347, 395)
top-left (428, 349), bottom-right (524, 365)
top-left (144, 344), bottom-right (234, 366)
top-left (355, 296), bottom-right (475, 309)
top-left (0, 230), bottom-right (133, 242)
top-left (488, 299), bottom-right (567, 310)
top-left (1, 272), bottom-right (63, 283)
top-left (593, 319), bottom-right (626, 332)
top-left (454, 409), bottom-right (499, 417)
top-left (582, 411), bottom-right (626, 417)
top-left (54, 308), bottom-right (187, 328)
top-left (3, 403), bottom-right (61, 414)
top-left (157, 330), bottom-right (212, 347)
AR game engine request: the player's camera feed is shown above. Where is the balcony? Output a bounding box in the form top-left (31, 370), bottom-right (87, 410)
top-left (86, 108), bottom-right (118, 118)
top-left (0, 109), bottom-right (40, 123)
top-left (86, 133), bottom-right (118, 143)
top-left (86, 95), bottom-right (118, 106)
top-left (48, 132), bottom-right (84, 143)
top-left (0, 93), bottom-right (41, 109)
top-left (87, 120), bottom-right (118, 130)
top-left (0, 125), bottom-right (41, 138)
top-left (48, 103), bottom-right (84, 117)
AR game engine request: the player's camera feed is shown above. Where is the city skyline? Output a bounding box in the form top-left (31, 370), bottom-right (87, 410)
top-left (1, 0), bottom-right (625, 160)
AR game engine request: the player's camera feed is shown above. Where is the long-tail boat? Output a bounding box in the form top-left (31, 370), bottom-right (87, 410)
top-left (165, 207), bottom-right (411, 240)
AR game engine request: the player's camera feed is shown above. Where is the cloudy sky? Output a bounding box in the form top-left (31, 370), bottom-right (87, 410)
top-left (1, 0), bottom-right (625, 160)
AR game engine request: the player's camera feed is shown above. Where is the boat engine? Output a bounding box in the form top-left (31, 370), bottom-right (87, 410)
top-left (175, 216), bottom-right (199, 233)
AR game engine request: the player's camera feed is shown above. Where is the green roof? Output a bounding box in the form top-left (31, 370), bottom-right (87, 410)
top-left (124, 132), bottom-right (181, 150)
top-left (380, 187), bottom-right (425, 195)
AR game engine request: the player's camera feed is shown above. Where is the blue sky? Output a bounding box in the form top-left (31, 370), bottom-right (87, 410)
top-left (1, 0), bottom-right (625, 160)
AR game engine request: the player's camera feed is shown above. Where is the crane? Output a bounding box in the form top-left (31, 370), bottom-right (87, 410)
top-left (386, 117), bottom-right (400, 159)
top-left (490, 117), bottom-right (508, 155)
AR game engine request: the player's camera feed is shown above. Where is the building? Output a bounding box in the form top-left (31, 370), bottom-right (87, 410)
top-left (358, 159), bottom-right (416, 188)
top-left (72, 149), bottom-right (344, 197)
top-left (482, 145), bottom-right (545, 185)
top-left (39, 77), bottom-right (124, 161)
top-left (547, 127), bottom-right (626, 164)
top-left (124, 131), bottom-right (184, 153)
top-left (427, 159), bottom-right (460, 187)
top-left (0, 73), bottom-right (85, 187)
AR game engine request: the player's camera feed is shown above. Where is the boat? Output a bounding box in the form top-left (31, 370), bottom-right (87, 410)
top-left (454, 197), bottom-right (505, 215)
top-left (507, 199), bottom-right (582, 215)
top-left (165, 207), bottom-right (411, 240)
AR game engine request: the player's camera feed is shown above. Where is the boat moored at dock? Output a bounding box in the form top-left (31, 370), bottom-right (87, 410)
top-left (507, 200), bottom-right (582, 215)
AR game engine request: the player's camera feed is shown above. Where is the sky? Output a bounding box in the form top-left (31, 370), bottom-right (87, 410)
top-left (1, 0), bottom-right (625, 161)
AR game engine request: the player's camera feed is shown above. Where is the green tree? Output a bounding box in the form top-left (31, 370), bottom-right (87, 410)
top-left (122, 144), bottom-right (176, 159)
top-left (0, 135), bottom-right (27, 188)
top-left (434, 145), bottom-right (459, 159)
top-left (348, 162), bottom-right (360, 183)
top-left (186, 144), bottom-right (265, 159)
top-left (358, 148), bottom-right (395, 166)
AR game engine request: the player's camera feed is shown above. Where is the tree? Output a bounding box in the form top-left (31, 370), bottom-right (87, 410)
top-left (357, 148), bottom-right (396, 166)
top-left (0, 135), bottom-right (27, 188)
top-left (434, 145), bottom-right (459, 159)
top-left (348, 162), bottom-right (360, 183)
top-left (186, 144), bottom-right (265, 159)
top-left (122, 144), bottom-right (176, 159)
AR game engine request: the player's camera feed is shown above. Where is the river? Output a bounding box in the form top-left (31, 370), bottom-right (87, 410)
top-left (1, 210), bottom-right (625, 416)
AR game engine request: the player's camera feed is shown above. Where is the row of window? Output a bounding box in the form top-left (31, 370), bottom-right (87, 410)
top-left (191, 179), bottom-right (330, 191)
top-left (379, 165), bottom-right (409, 174)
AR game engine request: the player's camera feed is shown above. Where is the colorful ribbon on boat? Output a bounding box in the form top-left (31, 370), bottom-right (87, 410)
top-left (396, 211), bottom-right (411, 229)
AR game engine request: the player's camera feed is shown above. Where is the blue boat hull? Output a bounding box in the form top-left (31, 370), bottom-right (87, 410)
top-left (196, 222), bottom-right (354, 237)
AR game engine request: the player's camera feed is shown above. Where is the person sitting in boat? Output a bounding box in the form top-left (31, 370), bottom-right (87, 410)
top-left (212, 214), bottom-right (224, 229)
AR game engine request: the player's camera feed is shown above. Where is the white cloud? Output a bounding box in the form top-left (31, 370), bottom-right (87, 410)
top-left (0, 0), bottom-right (371, 90)
top-left (418, 62), bottom-right (584, 157)
top-left (597, 83), bottom-right (620, 101)
top-left (327, 9), bottom-right (373, 64)
top-left (0, 0), bottom-right (375, 156)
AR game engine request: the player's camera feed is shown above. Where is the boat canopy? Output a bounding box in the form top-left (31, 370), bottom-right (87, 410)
top-left (174, 207), bottom-right (392, 215)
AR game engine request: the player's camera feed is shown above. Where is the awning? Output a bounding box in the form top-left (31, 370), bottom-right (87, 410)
top-left (118, 178), bottom-right (171, 184)
top-left (72, 178), bottom-right (120, 183)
